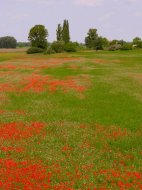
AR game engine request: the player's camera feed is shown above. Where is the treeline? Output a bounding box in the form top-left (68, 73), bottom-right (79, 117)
top-left (1, 20), bottom-right (142, 52)
top-left (27, 19), bottom-right (142, 54)
top-left (85, 29), bottom-right (142, 51)
top-left (17, 42), bottom-right (30, 48)
top-left (0, 36), bottom-right (17, 48)
top-left (0, 36), bottom-right (30, 49)
top-left (27, 20), bottom-right (78, 54)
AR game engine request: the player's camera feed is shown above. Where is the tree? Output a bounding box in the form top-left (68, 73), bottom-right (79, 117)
top-left (56, 24), bottom-right (62, 41)
top-left (85, 29), bottom-right (109, 50)
top-left (109, 39), bottom-right (119, 46)
top-left (28, 25), bottom-right (48, 49)
top-left (0, 36), bottom-right (17, 48)
top-left (118, 40), bottom-right (126, 46)
top-left (95, 37), bottom-right (109, 50)
top-left (62, 20), bottom-right (70, 44)
top-left (85, 29), bottom-right (98, 49)
top-left (133, 37), bottom-right (142, 48)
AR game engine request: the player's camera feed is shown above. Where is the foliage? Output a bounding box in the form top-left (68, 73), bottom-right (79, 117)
top-left (121, 43), bottom-right (133, 50)
top-left (17, 42), bottom-right (30, 48)
top-left (118, 40), bottom-right (126, 46)
top-left (64, 42), bottom-right (77, 52)
top-left (108, 44), bottom-right (121, 51)
top-left (28, 25), bottom-right (48, 49)
top-left (85, 29), bottom-right (108, 50)
top-left (96, 37), bottom-right (109, 50)
top-left (109, 40), bottom-right (120, 46)
top-left (0, 36), bottom-right (17, 48)
top-left (85, 29), bottom-right (98, 49)
top-left (77, 43), bottom-right (87, 50)
top-left (133, 37), bottom-right (142, 48)
top-left (108, 40), bottom-right (133, 51)
top-left (26, 47), bottom-right (44, 54)
top-left (62, 20), bottom-right (70, 44)
top-left (56, 24), bottom-right (63, 41)
top-left (44, 46), bottom-right (56, 54)
top-left (51, 41), bottom-right (65, 53)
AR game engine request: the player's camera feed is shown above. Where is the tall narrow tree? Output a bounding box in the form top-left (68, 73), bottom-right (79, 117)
top-left (62, 20), bottom-right (70, 44)
top-left (85, 29), bottom-right (98, 49)
top-left (56, 24), bottom-right (62, 41)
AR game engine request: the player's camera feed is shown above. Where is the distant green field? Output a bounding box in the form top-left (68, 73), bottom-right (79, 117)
top-left (0, 49), bottom-right (142, 189)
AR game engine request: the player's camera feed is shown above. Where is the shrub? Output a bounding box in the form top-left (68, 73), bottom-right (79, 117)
top-left (64, 42), bottom-right (77, 52)
top-left (27, 47), bottom-right (44, 54)
top-left (121, 43), bottom-right (132, 50)
top-left (51, 41), bottom-right (65, 53)
top-left (44, 46), bottom-right (56, 54)
top-left (77, 43), bottom-right (87, 50)
top-left (108, 44), bottom-right (121, 51)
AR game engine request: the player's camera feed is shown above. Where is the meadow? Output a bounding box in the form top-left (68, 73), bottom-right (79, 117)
top-left (0, 49), bottom-right (142, 189)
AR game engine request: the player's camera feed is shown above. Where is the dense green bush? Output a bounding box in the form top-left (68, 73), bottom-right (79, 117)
top-left (44, 46), bottom-right (56, 54)
top-left (77, 43), bottom-right (87, 50)
top-left (133, 37), bottom-right (142, 48)
top-left (27, 47), bottom-right (44, 54)
top-left (121, 43), bottom-right (132, 50)
top-left (64, 42), bottom-right (77, 52)
top-left (51, 41), bottom-right (65, 53)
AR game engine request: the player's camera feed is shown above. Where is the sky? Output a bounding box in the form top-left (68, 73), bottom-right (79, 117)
top-left (0, 0), bottom-right (142, 42)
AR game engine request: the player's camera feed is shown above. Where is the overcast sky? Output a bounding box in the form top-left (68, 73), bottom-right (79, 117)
top-left (0, 0), bottom-right (142, 42)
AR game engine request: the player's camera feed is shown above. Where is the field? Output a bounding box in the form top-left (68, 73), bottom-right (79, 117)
top-left (0, 49), bottom-right (142, 189)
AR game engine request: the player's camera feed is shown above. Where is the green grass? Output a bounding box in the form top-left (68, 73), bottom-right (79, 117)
top-left (42, 65), bottom-right (81, 78)
top-left (0, 49), bottom-right (142, 189)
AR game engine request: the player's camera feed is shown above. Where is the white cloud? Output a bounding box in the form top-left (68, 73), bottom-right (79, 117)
top-left (75, 0), bottom-right (104, 7)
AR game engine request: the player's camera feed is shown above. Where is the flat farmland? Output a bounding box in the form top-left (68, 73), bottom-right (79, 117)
top-left (0, 49), bottom-right (142, 189)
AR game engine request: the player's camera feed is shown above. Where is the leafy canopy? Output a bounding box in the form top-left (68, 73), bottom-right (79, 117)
top-left (28, 25), bottom-right (48, 49)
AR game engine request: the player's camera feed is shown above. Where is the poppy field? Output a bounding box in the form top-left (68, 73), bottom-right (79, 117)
top-left (0, 49), bottom-right (142, 189)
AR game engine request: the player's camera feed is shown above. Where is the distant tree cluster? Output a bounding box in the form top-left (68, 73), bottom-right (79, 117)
top-left (85, 28), bottom-right (142, 51)
top-left (107, 40), bottom-right (132, 51)
top-left (1, 20), bottom-right (142, 53)
top-left (108, 38), bottom-right (142, 51)
top-left (27, 20), bottom-right (142, 54)
top-left (85, 29), bottom-right (108, 50)
top-left (17, 42), bottom-right (30, 48)
top-left (0, 36), bottom-right (17, 48)
top-left (27, 20), bottom-right (79, 54)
